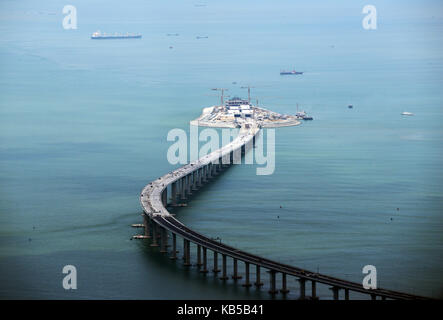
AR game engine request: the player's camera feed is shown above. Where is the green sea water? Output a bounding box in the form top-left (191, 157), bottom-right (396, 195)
top-left (0, 0), bottom-right (442, 299)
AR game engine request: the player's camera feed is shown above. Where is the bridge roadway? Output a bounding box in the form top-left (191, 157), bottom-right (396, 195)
top-left (139, 123), bottom-right (428, 300)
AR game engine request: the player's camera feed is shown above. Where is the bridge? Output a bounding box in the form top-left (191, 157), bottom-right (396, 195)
top-left (137, 122), bottom-right (428, 300)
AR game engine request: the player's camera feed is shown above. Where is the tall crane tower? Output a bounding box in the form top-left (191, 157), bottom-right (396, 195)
top-left (211, 88), bottom-right (228, 107)
top-left (240, 85), bottom-right (255, 104)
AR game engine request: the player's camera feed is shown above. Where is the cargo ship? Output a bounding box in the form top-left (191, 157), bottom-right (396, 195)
top-left (295, 104), bottom-right (313, 120)
top-left (91, 31), bottom-right (142, 39)
top-left (280, 69), bottom-right (303, 75)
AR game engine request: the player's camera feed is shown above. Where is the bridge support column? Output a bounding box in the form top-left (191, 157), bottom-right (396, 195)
top-left (220, 254), bottom-right (228, 280)
top-left (268, 270), bottom-right (278, 295)
top-left (187, 174), bottom-right (192, 195)
top-left (298, 278), bottom-right (306, 299)
top-left (194, 169), bottom-right (199, 188)
top-left (184, 239), bottom-right (191, 266)
top-left (150, 222), bottom-right (159, 247)
top-left (232, 258), bottom-right (242, 280)
top-left (198, 168), bottom-right (203, 186)
top-left (212, 252), bottom-right (220, 273)
top-left (212, 162), bottom-right (218, 175)
top-left (171, 182), bottom-right (177, 206)
top-left (182, 238), bottom-right (186, 260)
top-left (200, 247), bottom-right (208, 273)
top-left (170, 233), bottom-right (177, 259)
top-left (162, 189), bottom-right (167, 207)
top-left (331, 286), bottom-right (340, 300)
top-left (182, 176), bottom-right (188, 198)
top-left (280, 273), bottom-right (289, 294)
top-left (207, 164), bottom-right (212, 179)
top-left (254, 265), bottom-right (263, 287)
top-left (311, 281), bottom-right (317, 300)
top-left (202, 166), bottom-right (207, 183)
top-left (197, 245), bottom-right (202, 267)
top-left (371, 294), bottom-right (377, 300)
top-left (242, 262), bottom-right (252, 287)
top-left (345, 288), bottom-right (350, 300)
top-left (181, 177), bottom-right (186, 200)
top-left (160, 227), bottom-right (167, 253)
top-left (192, 171), bottom-right (198, 191)
top-left (143, 214), bottom-right (151, 238)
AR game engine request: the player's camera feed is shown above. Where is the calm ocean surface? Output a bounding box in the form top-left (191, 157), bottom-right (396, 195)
top-left (1, 0), bottom-right (442, 299)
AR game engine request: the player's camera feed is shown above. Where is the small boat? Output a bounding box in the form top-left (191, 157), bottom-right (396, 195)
top-left (401, 112), bottom-right (414, 116)
top-left (348, 105), bottom-right (353, 109)
top-left (295, 104), bottom-right (313, 120)
top-left (280, 69), bottom-right (303, 75)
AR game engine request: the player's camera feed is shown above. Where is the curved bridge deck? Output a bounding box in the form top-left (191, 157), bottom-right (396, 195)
top-left (138, 123), bottom-right (428, 300)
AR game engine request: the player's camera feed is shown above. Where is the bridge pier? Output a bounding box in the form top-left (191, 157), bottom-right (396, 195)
top-left (150, 222), bottom-right (159, 247)
top-left (183, 239), bottom-right (191, 266)
top-left (207, 164), bottom-right (212, 179)
top-left (191, 171), bottom-right (197, 191)
top-left (371, 294), bottom-right (377, 300)
top-left (197, 245), bottom-right (202, 267)
top-left (170, 233), bottom-right (177, 259)
top-left (187, 174), bottom-right (192, 195)
top-left (198, 168), bottom-right (203, 187)
top-left (311, 280), bottom-right (317, 300)
top-left (280, 273), bottom-right (289, 294)
top-left (331, 286), bottom-right (340, 300)
top-left (268, 270), bottom-right (278, 295)
top-left (143, 214), bottom-right (151, 238)
top-left (171, 182), bottom-right (177, 207)
top-left (220, 254), bottom-right (228, 280)
top-left (212, 251), bottom-right (220, 273)
top-left (242, 262), bottom-right (252, 287)
top-left (232, 258), bottom-right (242, 280)
top-left (181, 177), bottom-right (186, 200)
top-left (162, 189), bottom-right (167, 207)
top-left (182, 238), bottom-right (186, 260)
top-left (160, 227), bottom-right (167, 253)
top-left (345, 288), bottom-right (350, 300)
top-left (202, 166), bottom-right (207, 183)
top-left (200, 247), bottom-right (208, 273)
top-left (298, 278), bottom-right (306, 299)
top-left (212, 162), bottom-right (218, 175)
top-left (254, 265), bottom-right (263, 287)
top-left (195, 169), bottom-right (200, 188)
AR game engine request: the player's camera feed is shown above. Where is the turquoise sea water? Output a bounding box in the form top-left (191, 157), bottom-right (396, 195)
top-left (1, 0), bottom-right (442, 299)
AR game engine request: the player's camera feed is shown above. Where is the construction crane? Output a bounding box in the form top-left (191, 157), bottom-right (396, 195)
top-left (240, 85), bottom-right (255, 104)
top-left (211, 88), bottom-right (228, 107)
